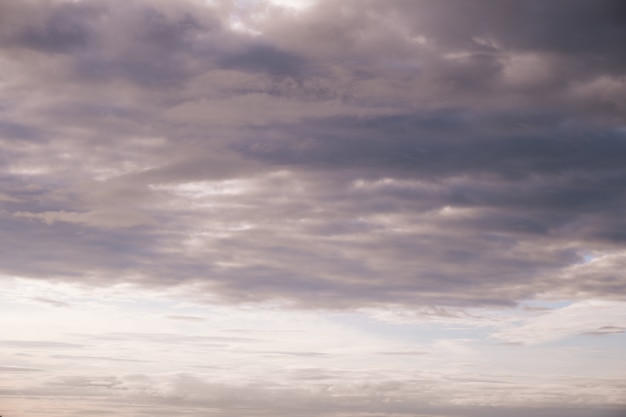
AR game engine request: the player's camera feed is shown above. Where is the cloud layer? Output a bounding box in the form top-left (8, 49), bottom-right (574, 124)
top-left (1, 278), bottom-right (625, 417)
top-left (1, 0), bottom-right (625, 309)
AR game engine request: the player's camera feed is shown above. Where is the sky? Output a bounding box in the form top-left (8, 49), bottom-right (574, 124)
top-left (0, 0), bottom-right (625, 416)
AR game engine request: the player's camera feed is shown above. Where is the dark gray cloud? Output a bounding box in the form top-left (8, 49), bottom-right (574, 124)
top-left (0, 0), bottom-right (625, 310)
top-left (10, 1), bottom-right (100, 53)
top-left (220, 42), bottom-right (308, 77)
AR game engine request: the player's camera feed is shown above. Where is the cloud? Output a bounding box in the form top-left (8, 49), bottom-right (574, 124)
top-left (0, 340), bottom-right (85, 349)
top-left (376, 351), bottom-right (428, 356)
top-left (2, 370), bottom-right (623, 417)
top-left (30, 296), bottom-right (71, 308)
top-left (585, 326), bottom-right (626, 336)
top-left (164, 315), bottom-right (207, 321)
top-left (14, 208), bottom-right (157, 228)
top-left (50, 354), bottom-right (152, 363)
top-left (0, 366), bottom-right (45, 372)
top-left (0, 0), bottom-right (624, 312)
top-left (1, 275), bottom-right (624, 417)
top-left (493, 300), bottom-right (626, 345)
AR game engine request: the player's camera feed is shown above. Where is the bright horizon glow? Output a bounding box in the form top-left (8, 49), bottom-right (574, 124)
top-left (2, 276), bottom-right (625, 416)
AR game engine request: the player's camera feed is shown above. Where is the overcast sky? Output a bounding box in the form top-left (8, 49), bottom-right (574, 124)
top-left (1, 0), bottom-right (625, 416)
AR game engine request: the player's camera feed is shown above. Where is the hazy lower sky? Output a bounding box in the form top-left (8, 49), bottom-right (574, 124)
top-left (1, 0), bottom-right (625, 416)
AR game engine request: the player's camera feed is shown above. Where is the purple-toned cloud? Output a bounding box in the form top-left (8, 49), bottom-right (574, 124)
top-left (0, 0), bottom-right (625, 310)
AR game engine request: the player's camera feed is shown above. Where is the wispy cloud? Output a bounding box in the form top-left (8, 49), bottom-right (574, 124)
top-left (493, 300), bottom-right (626, 344)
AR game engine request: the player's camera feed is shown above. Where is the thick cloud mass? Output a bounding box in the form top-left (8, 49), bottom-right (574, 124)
top-left (1, 0), bottom-right (626, 308)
